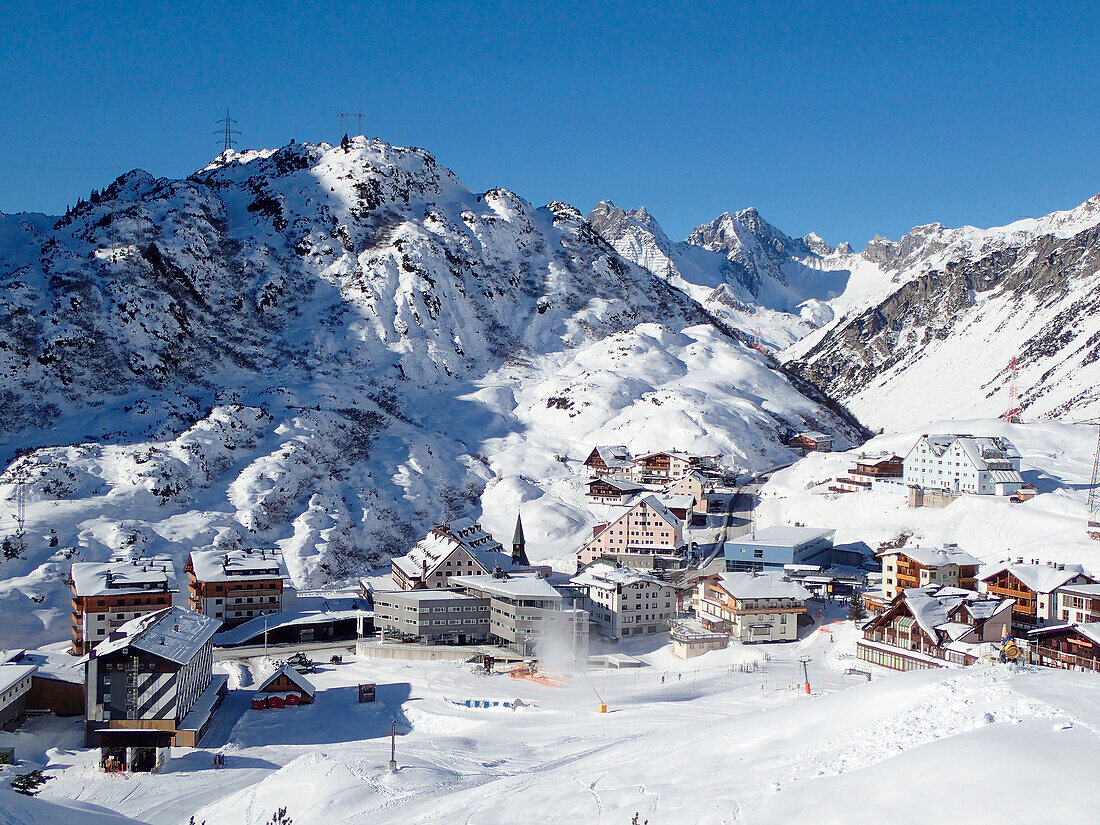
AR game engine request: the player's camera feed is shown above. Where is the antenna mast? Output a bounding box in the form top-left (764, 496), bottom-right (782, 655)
top-left (338, 111), bottom-right (365, 136)
top-left (215, 108), bottom-right (241, 152)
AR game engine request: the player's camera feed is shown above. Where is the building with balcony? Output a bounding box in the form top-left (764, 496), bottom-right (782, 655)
top-left (185, 547), bottom-right (291, 628)
top-left (570, 562), bottom-right (677, 639)
top-left (1027, 623), bottom-right (1100, 673)
top-left (834, 452), bottom-right (903, 493)
top-left (391, 517), bottom-right (540, 591)
top-left (68, 555), bottom-right (178, 655)
top-left (880, 544), bottom-right (981, 601)
top-left (979, 560), bottom-right (1095, 631)
top-left (789, 431), bottom-right (833, 452)
top-left (696, 571), bottom-right (809, 643)
top-left (578, 496), bottom-right (684, 568)
top-left (583, 445), bottom-right (635, 478)
top-left (857, 585), bottom-right (1013, 671)
top-left (585, 476), bottom-right (645, 505)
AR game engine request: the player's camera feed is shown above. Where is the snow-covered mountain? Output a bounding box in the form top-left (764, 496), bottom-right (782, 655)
top-left (590, 195), bottom-right (1100, 432)
top-left (587, 202), bottom-right (848, 350)
top-left (782, 196), bottom-right (1100, 430)
top-left (0, 138), bottom-right (862, 647)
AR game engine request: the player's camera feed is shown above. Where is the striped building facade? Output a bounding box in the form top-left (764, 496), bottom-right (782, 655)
top-left (84, 607), bottom-right (219, 746)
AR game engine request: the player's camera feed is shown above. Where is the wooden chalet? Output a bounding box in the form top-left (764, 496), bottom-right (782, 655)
top-left (979, 561), bottom-right (1095, 631)
top-left (858, 585), bottom-right (1013, 671)
top-left (789, 432), bottom-right (833, 452)
top-left (631, 451), bottom-right (693, 484)
top-left (1028, 623), bottom-right (1100, 673)
top-left (834, 453), bottom-right (903, 492)
top-left (583, 445), bottom-right (634, 478)
top-left (586, 476), bottom-right (644, 504)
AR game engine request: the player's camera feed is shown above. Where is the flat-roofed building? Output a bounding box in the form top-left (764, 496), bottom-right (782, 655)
top-left (372, 589), bottom-right (491, 644)
top-left (69, 555), bottom-right (178, 655)
top-left (185, 547), bottom-right (291, 628)
top-left (723, 526), bottom-right (835, 572)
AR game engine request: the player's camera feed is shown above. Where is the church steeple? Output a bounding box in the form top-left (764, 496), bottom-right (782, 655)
top-left (511, 513), bottom-right (529, 566)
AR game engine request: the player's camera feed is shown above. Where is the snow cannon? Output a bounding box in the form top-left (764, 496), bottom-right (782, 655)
top-left (1001, 636), bottom-right (1021, 663)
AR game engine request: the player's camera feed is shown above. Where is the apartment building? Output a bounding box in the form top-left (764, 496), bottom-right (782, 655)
top-left (697, 572), bottom-right (809, 643)
top-left (69, 555), bottom-right (178, 655)
top-left (570, 562), bottom-right (677, 639)
top-left (879, 544), bottom-right (981, 601)
top-left (185, 547), bottom-right (290, 628)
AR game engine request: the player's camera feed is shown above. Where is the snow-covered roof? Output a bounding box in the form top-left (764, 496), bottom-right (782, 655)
top-left (212, 595), bottom-right (370, 646)
top-left (1056, 583), bottom-right (1100, 598)
top-left (715, 571), bottom-right (810, 601)
top-left (187, 547), bottom-right (288, 582)
top-left (638, 495), bottom-right (682, 527)
top-left (392, 521), bottom-right (514, 581)
top-left (913, 434), bottom-right (1021, 470)
top-left (659, 494), bottom-right (695, 511)
top-left (795, 431), bottom-right (831, 442)
top-left (0, 664), bottom-right (36, 694)
top-left (91, 607), bottom-right (219, 665)
top-left (456, 572), bottom-right (562, 601)
top-left (979, 562), bottom-right (1092, 593)
top-left (256, 664), bottom-right (316, 697)
top-left (887, 545), bottom-right (981, 568)
top-left (1029, 622), bottom-right (1100, 647)
top-left (372, 588), bottom-right (478, 603)
top-left (735, 526), bottom-right (834, 548)
top-left (588, 477), bottom-right (644, 493)
top-left (571, 563), bottom-right (673, 591)
top-left (900, 586), bottom-right (1011, 642)
top-left (70, 554), bottom-right (177, 597)
top-left (587, 445), bottom-right (634, 468)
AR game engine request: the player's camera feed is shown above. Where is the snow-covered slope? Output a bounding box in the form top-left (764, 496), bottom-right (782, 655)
top-left (587, 202), bottom-right (848, 349)
top-left (783, 196), bottom-right (1100, 430)
top-left (0, 139), bottom-right (863, 648)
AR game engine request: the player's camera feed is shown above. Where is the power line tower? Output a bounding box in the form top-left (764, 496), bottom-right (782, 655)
top-left (1002, 356), bottom-right (1022, 423)
top-left (1088, 424), bottom-right (1100, 541)
top-left (215, 108), bottom-right (241, 152)
top-left (338, 111), bottom-right (365, 136)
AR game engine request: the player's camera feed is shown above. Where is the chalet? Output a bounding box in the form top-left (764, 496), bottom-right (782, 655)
top-left (253, 665), bottom-right (316, 709)
top-left (0, 662), bottom-right (36, 731)
top-left (903, 434), bottom-right (1024, 496)
top-left (834, 453), bottom-right (903, 493)
top-left (723, 526), bottom-right (835, 572)
top-left (979, 560), bottom-right (1095, 631)
top-left (697, 572), bottom-right (809, 643)
top-left (391, 517), bottom-right (539, 591)
top-left (583, 445), bottom-right (635, 478)
top-left (84, 607), bottom-right (225, 748)
top-left (185, 547), bottom-right (291, 628)
top-left (1028, 623), bottom-right (1100, 673)
top-left (630, 451), bottom-right (694, 484)
top-left (578, 495), bottom-right (684, 567)
top-left (665, 471), bottom-right (710, 514)
top-left (570, 563), bottom-right (677, 639)
top-left (879, 544), bottom-right (981, 601)
top-left (790, 431), bottom-right (833, 452)
top-left (857, 585), bottom-right (1013, 671)
top-left (68, 555), bottom-right (178, 655)
top-left (1055, 583), bottom-right (1100, 625)
top-left (586, 476), bottom-right (645, 505)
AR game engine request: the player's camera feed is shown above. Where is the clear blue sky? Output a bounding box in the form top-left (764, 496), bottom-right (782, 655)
top-left (1, 1), bottom-right (1096, 245)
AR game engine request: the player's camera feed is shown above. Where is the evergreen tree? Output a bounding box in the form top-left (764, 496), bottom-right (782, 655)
top-left (848, 590), bottom-right (867, 622)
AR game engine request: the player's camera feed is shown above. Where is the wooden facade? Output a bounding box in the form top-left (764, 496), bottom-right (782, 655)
top-left (70, 590), bottom-right (173, 656)
top-left (1029, 625), bottom-right (1100, 673)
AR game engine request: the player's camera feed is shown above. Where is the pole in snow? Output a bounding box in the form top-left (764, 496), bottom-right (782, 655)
top-left (800, 656), bottom-right (812, 695)
top-left (389, 721), bottom-right (398, 771)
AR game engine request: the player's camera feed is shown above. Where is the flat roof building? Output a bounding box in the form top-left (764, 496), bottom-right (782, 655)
top-left (724, 526), bottom-right (835, 571)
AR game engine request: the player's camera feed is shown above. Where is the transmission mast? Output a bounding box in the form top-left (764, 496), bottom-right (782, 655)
top-left (338, 111), bottom-right (365, 136)
top-left (215, 108), bottom-right (241, 152)
top-left (1002, 356), bottom-right (1022, 423)
top-left (1088, 424), bottom-right (1100, 541)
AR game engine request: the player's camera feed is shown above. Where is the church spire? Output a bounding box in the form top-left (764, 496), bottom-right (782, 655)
top-left (511, 513), bottom-right (529, 566)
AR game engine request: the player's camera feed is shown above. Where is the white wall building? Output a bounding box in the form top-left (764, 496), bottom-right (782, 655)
top-left (903, 434), bottom-right (1024, 496)
top-left (697, 572), bottom-right (809, 643)
top-left (570, 563), bottom-right (677, 639)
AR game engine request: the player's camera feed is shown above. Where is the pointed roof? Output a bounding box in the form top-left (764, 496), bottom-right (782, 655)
top-left (256, 664), bottom-right (316, 697)
top-left (512, 513), bottom-right (525, 547)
